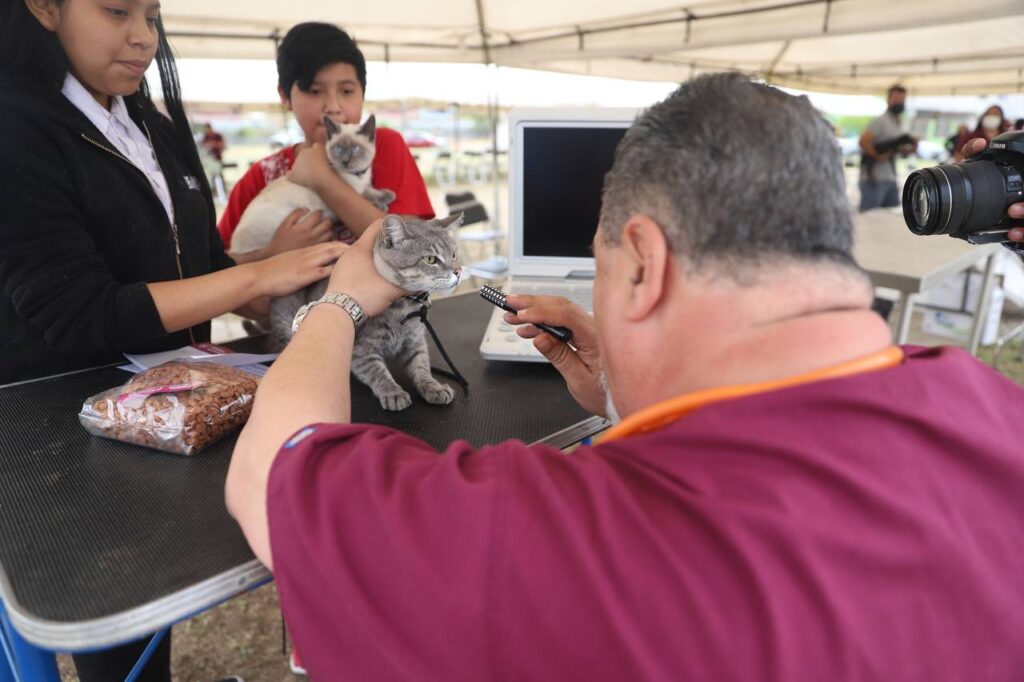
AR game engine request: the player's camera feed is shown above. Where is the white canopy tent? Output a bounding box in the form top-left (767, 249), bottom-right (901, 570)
top-left (162, 0), bottom-right (1024, 96)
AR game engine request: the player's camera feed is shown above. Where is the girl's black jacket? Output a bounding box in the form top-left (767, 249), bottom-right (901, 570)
top-left (0, 72), bottom-right (235, 384)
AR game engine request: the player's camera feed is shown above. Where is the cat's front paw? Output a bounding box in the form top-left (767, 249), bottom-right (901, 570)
top-left (379, 189), bottom-right (396, 206)
top-left (420, 382), bottom-right (455, 405)
top-left (379, 389), bottom-right (412, 411)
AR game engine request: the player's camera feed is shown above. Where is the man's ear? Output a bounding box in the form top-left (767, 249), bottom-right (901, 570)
top-left (24, 0), bottom-right (60, 30)
top-left (620, 214), bottom-right (670, 322)
top-left (277, 85), bottom-right (291, 111)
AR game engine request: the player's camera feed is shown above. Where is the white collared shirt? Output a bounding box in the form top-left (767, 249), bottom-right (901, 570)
top-left (62, 74), bottom-right (175, 225)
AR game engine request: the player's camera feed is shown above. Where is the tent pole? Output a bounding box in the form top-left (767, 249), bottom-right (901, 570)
top-left (488, 65), bottom-right (501, 236)
top-left (473, 0), bottom-right (502, 235)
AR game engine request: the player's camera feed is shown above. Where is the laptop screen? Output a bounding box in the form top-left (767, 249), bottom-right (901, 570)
top-left (521, 125), bottom-right (628, 259)
top-left (507, 111), bottom-right (636, 278)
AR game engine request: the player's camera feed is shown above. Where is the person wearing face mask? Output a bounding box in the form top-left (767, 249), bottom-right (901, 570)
top-left (953, 105), bottom-right (1009, 161)
top-left (857, 84), bottom-right (917, 212)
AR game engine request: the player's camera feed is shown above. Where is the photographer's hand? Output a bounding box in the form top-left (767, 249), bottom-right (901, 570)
top-left (505, 294), bottom-right (608, 417)
top-left (961, 138), bottom-right (1024, 242)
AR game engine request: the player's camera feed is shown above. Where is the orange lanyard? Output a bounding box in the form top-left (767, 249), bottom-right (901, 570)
top-left (600, 346), bottom-right (905, 443)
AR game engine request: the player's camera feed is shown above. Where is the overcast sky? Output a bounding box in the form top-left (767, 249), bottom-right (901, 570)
top-left (168, 59), bottom-right (1024, 121)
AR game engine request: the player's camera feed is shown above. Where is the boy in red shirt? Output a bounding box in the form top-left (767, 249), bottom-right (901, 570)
top-left (218, 23), bottom-right (433, 257)
top-left (220, 24), bottom-right (433, 674)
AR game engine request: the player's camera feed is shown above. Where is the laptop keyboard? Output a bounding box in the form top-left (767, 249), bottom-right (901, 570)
top-left (480, 280), bottom-right (594, 362)
top-left (512, 283), bottom-right (593, 311)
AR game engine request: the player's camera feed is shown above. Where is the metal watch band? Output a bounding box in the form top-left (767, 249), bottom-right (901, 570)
top-left (292, 292), bottom-right (366, 333)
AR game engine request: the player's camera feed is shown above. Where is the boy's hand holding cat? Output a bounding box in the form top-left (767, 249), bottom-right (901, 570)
top-left (326, 220), bottom-right (403, 316)
top-left (267, 208), bottom-right (333, 255)
top-left (255, 242), bottom-right (348, 297)
top-left (288, 143), bottom-right (335, 194)
top-left (505, 295), bottom-right (608, 417)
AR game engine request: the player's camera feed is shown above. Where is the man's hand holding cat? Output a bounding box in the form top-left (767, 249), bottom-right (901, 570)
top-left (505, 295), bottom-right (608, 416)
top-left (254, 242), bottom-right (348, 297)
top-left (288, 143), bottom-right (335, 194)
top-left (326, 220), bottom-right (403, 316)
top-left (267, 208), bottom-right (333, 255)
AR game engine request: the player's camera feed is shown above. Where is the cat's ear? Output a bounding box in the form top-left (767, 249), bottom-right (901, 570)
top-left (323, 116), bottom-right (341, 139)
top-left (433, 212), bottom-right (464, 232)
top-left (380, 214), bottom-right (410, 247)
top-left (358, 114), bottom-right (377, 143)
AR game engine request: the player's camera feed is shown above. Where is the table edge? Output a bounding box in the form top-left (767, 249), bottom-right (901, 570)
top-left (0, 560), bottom-right (271, 651)
top-left (532, 415), bottom-right (610, 449)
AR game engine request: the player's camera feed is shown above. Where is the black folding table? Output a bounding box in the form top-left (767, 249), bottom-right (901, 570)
top-left (0, 293), bottom-right (606, 680)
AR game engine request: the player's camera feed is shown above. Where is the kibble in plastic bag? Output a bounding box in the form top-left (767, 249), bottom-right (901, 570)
top-left (79, 360), bottom-right (260, 456)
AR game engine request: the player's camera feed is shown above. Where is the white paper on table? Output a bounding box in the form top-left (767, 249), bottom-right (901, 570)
top-left (122, 346), bottom-right (277, 374)
top-left (186, 352), bottom-right (279, 367)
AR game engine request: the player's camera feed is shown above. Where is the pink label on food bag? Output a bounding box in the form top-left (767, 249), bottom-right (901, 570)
top-left (117, 382), bottom-right (205, 409)
top-left (191, 343), bottom-right (233, 355)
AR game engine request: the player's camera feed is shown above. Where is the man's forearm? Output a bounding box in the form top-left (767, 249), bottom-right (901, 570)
top-left (252, 303), bottom-right (354, 438)
top-left (237, 302), bottom-right (354, 477)
top-left (226, 303), bottom-right (354, 567)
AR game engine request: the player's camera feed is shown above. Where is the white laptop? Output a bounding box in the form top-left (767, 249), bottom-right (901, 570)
top-left (479, 109), bottom-right (636, 362)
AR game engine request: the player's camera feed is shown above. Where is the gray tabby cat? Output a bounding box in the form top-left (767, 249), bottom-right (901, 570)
top-left (271, 213), bottom-right (465, 411)
top-left (230, 114), bottom-right (395, 254)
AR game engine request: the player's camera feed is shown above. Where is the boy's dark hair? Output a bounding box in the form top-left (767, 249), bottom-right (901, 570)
top-left (277, 23), bottom-right (367, 97)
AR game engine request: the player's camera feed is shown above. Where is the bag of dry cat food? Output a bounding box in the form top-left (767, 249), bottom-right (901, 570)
top-left (79, 360), bottom-right (260, 456)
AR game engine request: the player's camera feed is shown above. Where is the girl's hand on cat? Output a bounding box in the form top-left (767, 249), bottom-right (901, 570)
top-left (255, 242), bottom-right (348, 297)
top-left (505, 295), bottom-right (607, 417)
top-left (326, 220), bottom-right (403, 316)
top-left (288, 143), bottom-right (334, 193)
top-left (268, 208), bottom-right (333, 255)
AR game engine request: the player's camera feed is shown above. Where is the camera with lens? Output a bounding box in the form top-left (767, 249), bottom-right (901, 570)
top-left (902, 130), bottom-right (1023, 254)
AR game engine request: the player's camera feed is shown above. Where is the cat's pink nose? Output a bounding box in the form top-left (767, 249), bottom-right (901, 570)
top-left (453, 266), bottom-right (462, 276)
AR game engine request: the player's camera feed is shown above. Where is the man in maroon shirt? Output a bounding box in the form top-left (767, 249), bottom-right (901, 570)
top-left (227, 74), bottom-right (1024, 681)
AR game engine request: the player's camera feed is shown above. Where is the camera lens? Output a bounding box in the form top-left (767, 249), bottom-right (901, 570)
top-left (902, 161), bottom-right (1009, 236)
top-left (904, 173), bottom-right (937, 233)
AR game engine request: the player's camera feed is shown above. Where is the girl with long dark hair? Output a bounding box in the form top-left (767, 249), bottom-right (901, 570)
top-left (0, 0), bottom-right (345, 677)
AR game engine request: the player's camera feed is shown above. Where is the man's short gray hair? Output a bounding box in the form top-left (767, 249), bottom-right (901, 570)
top-left (600, 73), bottom-right (856, 278)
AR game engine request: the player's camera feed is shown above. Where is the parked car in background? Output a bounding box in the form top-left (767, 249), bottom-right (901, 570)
top-left (269, 127), bottom-right (304, 149)
top-left (404, 131), bottom-right (445, 148)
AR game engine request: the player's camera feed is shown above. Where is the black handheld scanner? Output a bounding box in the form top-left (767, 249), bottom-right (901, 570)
top-left (479, 286), bottom-right (573, 344)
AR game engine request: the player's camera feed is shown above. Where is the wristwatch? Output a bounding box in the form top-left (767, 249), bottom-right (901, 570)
top-left (292, 292), bottom-right (366, 333)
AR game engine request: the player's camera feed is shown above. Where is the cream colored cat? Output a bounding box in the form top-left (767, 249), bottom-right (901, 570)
top-left (230, 114), bottom-right (395, 253)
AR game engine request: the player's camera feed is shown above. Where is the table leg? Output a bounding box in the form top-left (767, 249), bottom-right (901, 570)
top-left (0, 612), bottom-right (15, 682)
top-left (967, 253), bottom-right (998, 356)
top-left (0, 604), bottom-right (59, 682)
top-left (125, 628), bottom-right (168, 682)
top-left (893, 292), bottom-right (917, 344)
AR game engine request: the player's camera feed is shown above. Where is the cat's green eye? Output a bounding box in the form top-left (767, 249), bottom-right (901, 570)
top-left (422, 255), bottom-right (438, 265)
